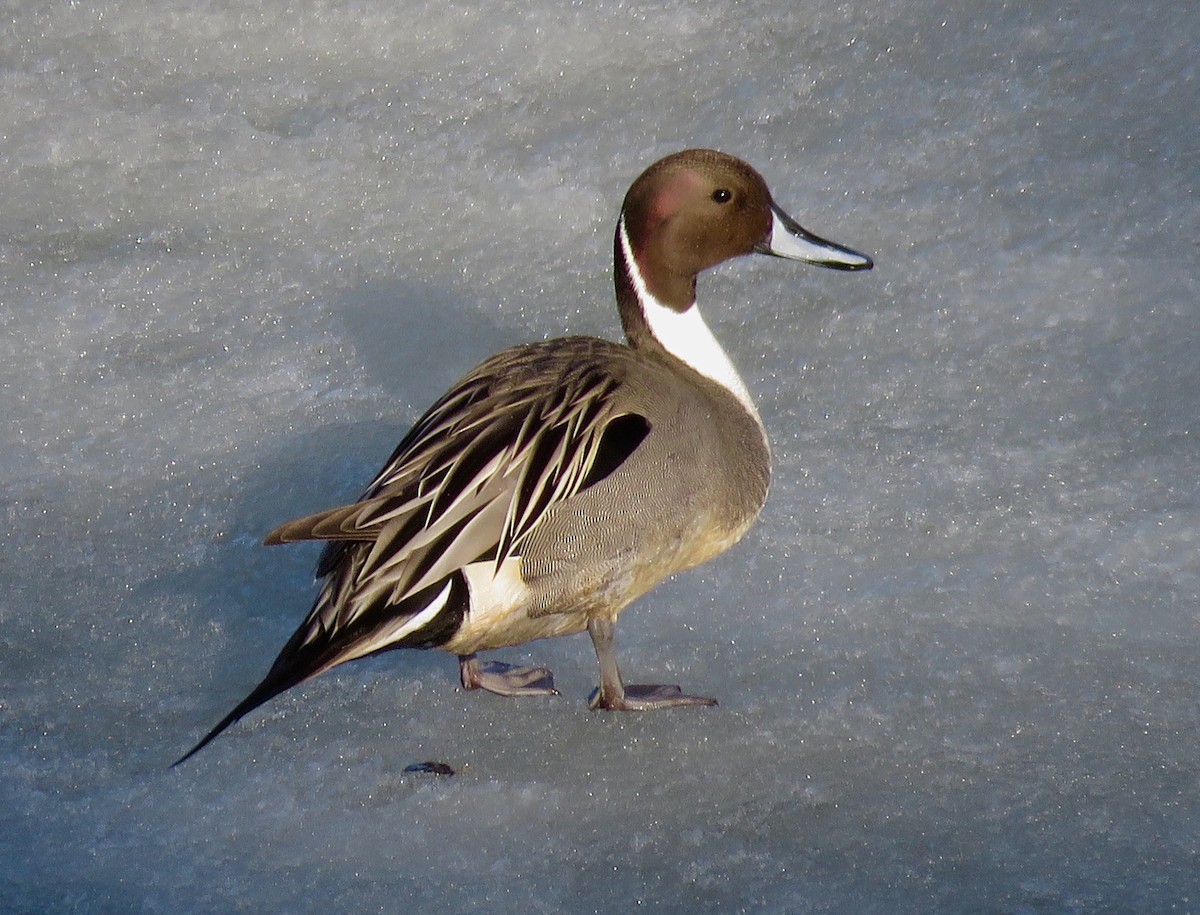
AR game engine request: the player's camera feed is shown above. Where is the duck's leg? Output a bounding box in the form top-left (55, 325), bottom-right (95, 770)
top-left (586, 617), bottom-right (718, 710)
top-left (459, 653), bottom-right (559, 697)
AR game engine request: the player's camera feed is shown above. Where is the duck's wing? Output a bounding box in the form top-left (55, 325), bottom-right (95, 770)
top-left (266, 342), bottom-right (650, 610)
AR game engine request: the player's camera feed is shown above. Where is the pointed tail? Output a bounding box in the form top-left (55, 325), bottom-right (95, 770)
top-left (171, 664), bottom-right (311, 768)
top-left (172, 573), bottom-right (470, 766)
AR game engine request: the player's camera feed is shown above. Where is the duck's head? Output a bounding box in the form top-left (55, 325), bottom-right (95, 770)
top-left (616, 148), bottom-right (872, 314)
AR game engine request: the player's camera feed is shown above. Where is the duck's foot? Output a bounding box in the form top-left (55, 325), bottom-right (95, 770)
top-left (588, 684), bottom-right (718, 711)
top-left (459, 653), bottom-right (559, 697)
top-left (586, 617), bottom-right (718, 712)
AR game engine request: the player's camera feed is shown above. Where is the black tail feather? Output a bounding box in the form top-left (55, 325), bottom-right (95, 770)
top-left (171, 667), bottom-right (307, 768)
top-left (172, 572), bottom-right (469, 767)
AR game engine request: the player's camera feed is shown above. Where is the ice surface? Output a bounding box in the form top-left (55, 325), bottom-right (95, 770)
top-left (2, 1), bottom-right (1197, 911)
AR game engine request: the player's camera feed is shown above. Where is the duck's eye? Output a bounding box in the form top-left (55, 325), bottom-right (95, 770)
top-left (711, 188), bottom-right (733, 204)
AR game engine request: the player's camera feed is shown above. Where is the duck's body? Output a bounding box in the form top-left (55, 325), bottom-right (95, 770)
top-left (295, 336), bottom-right (768, 655)
top-left (176, 149), bottom-right (871, 765)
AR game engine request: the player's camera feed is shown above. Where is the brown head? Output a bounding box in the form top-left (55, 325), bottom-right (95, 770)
top-left (614, 148), bottom-right (872, 348)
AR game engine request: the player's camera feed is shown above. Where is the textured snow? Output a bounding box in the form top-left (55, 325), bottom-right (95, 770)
top-left (2, 1), bottom-right (1198, 912)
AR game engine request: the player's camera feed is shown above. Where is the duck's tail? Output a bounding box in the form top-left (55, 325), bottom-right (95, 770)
top-left (170, 662), bottom-right (312, 768)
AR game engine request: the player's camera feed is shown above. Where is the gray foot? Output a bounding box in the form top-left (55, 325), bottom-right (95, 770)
top-left (459, 654), bottom-right (559, 697)
top-left (588, 683), bottom-right (718, 711)
top-left (586, 617), bottom-right (717, 711)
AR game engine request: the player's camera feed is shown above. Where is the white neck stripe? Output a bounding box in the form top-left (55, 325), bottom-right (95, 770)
top-left (618, 217), bottom-right (761, 422)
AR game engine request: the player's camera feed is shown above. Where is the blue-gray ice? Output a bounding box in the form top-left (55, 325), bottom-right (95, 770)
top-left (2, 1), bottom-right (1197, 912)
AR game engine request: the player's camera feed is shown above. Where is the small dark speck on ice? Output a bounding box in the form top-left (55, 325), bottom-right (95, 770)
top-left (403, 761), bottom-right (456, 776)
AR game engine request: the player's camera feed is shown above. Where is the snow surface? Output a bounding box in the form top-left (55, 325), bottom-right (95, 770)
top-left (3, 1), bottom-right (1198, 911)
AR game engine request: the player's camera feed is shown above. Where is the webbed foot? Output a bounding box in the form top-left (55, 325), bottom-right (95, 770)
top-left (459, 654), bottom-right (559, 697)
top-left (586, 618), bottom-right (718, 712)
top-left (588, 683), bottom-right (718, 711)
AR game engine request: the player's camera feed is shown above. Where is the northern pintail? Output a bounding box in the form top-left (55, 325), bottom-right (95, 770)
top-left (176, 149), bottom-right (871, 764)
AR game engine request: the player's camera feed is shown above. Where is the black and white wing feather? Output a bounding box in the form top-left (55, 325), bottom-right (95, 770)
top-left (267, 341), bottom-right (646, 624)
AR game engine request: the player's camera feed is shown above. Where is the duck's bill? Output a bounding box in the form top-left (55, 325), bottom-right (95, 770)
top-left (755, 203), bottom-right (873, 271)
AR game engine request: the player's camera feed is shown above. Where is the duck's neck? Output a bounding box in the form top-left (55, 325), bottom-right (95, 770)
top-left (614, 215), bottom-right (762, 424)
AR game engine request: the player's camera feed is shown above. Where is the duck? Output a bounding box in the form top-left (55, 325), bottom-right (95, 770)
top-left (175, 149), bottom-right (871, 765)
